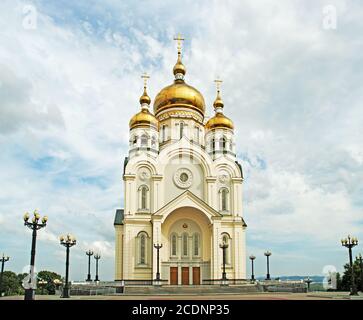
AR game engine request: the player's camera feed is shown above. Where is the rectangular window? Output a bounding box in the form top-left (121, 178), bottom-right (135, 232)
top-left (183, 234), bottom-right (188, 256)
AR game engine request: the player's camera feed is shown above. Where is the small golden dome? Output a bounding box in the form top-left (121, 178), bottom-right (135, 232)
top-left (205, 113), bottom-right (234, 131)
top-left (139, 87), bottom-right (151, 105)
top-left (213, 91), bottom-right (224, 109)
top-left (129, 109), bottom-right (158, 130)
top-left (173, 54), bottom-right (186, 76)
top-left (153, 81), bottom-right (205, 116)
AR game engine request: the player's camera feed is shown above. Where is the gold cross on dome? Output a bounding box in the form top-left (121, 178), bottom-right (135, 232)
top-left (214, 78), bottom-right (223, 92)
top-left (141, 72), bottom-right (150, 88)
top-left (173, 33), bottom-right (185, 53)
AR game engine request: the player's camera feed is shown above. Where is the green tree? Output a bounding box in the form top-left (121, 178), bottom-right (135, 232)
top-left (36, 270), bottom-right (62, 295)
top-left (1, 271), bottom-right (24, 296)
top-left (337, 257), bottom-right (362, 292)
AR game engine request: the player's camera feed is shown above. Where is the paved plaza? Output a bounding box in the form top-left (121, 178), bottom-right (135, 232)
top-left (1, 292), bottom-right (362, 300)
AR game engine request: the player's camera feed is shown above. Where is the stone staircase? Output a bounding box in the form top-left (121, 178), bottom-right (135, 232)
top-left (123, 284), bottom-right (261, 295)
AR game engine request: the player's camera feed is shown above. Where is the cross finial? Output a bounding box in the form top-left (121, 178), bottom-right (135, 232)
top-left (214, 78), bottom-right (223, 92)
top-left (173, 33), bottom-right (185, 54)
top-left (141, 72), bottom-right (150, 89)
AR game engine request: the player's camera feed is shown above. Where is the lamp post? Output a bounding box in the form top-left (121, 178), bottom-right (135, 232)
top-left (358, 254), bottom-right (363, 292)
top-left (23, 210), bottom-right (47, 300)
top-left (341, 235), bottom-right (358, 296)
top-left (219, 243), bottom-right (229, 283)
top-left (53, 278), bottom-right (62, 294)
top-left (38, 279), bottom-right (47, 295)
top-left (86, 250), bottom-right (93, 282)
top-left (249, 255), bottom-right (256, 281)
top-left (0, 254), bottom-right (10, 297)
top-left (154, 243), bottom-right (162, 282)
top-left (60, 234), bottom-right (76, 298)
top-left (264, 251), bottom-right (272, 280)
top-left (304, 276), bottom-right (312, 292)
top-left (94, 253), bottom-right (101, 282)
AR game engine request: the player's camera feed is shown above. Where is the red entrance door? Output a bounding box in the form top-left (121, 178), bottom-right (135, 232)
top-left (182, 267), bottom-right (189, 285)
top-left (193, 267), bottom-right (200, 285)
top-left (170, 267), bottom-right (178, 285)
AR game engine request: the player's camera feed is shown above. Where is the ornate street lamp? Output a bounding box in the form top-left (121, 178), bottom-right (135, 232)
top-left (94, 253), bottom-right (101, 282)
top-left (154, 243), bottom-right (163, 283)
top-left (0, 254), bottom-right (10, 297)
top-left (60, 234), bottom-right (76, 298)
top-left (53, 278), bottom-right (62, 294)
top-left (249, 255), bottom-right (256, 281)
top-left (304, 276), bottom-right (312, 292)
top-left (38, 279), bottom-right (47, 295)
top-left (219, 243), bottom-right (229, 283)
top-left (23, 210), bottom-right (47, 300)
top-left (341, 235), bottom-right (358, 296)
top-left (264, 251), bottom-right (272, 280)
top-left (86, 250), bottom-right (93, 282)
top-left (358, 254), bottom-right (363, 292)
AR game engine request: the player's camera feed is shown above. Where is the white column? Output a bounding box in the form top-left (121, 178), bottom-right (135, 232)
top-left (123, 226), bottom-right (133, 279)
top-left (115, 226), bottom-right (122, 280)
top-left (211, 217), bottom-right (221, 279)
top-left (206, 177), bottom-right (217, 209)
top-left (151, 175), bottom-right (163, 212)
top-left (231, 178), bottom-right (243, 217)
top-left (123, 174), bottom-right (136, 215)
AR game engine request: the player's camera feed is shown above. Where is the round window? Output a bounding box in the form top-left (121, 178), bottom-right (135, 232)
top-left (173, 168), bottom-right (193, 189)
top-left (180, 173), bottom-right (188, 182)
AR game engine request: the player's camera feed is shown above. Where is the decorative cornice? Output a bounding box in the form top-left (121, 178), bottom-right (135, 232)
top-left (123, 174), bottom-right (136, 181)
top-left (156, 106), bottom-right (204, 123)
top-left (151, 175), bottom-right (163, 181)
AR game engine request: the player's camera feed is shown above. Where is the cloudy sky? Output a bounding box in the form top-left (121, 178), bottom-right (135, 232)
top-left (0, 0), bottom-right (362, 281)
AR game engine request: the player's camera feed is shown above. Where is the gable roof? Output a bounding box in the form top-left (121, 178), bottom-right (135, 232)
top-left (152, 190), bottom-right (222, 223)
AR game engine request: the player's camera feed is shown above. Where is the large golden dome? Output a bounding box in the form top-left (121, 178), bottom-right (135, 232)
top-left (153, 81), bottom-right (205, 117)
top-left (205, 113), bottom-right (234, 130)
top-left (129, 109), bottom-right (158, 130)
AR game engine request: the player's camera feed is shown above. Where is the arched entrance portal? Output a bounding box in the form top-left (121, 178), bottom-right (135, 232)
top-left (160, 207), bottom-right (212, 285)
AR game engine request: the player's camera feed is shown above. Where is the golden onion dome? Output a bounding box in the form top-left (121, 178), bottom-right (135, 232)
top-left (153, 42), bottom-right (205, 117)
top-left (213, 91), bottom-right (224, 109)
top-left (205, 112), bottom-right (234, 131)
top-left (153, 81), bottom-right (205, 116)
top-left (173, 54), bottom-right (186, 76)
top-left (139, 87), bottom-right (151, 105)
top-left (129, 109), bottom-right (158, 130)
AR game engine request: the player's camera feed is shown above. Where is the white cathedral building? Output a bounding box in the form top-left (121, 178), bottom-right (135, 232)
top-left (114, 39), bottom-right (247, 285)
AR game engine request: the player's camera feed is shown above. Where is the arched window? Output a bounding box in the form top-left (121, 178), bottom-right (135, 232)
top-left (179, 122), bottom-right (184, 139)
top-left (182, 233), bottom-right (188, 256)
top-left (195, 127), bottom-right (199, 143)
top-left (162, 125), bottom-right (167, 141)
top-left (137, 232), bottom-right (149, 265)
top-left (141, 134), bottom-right (148, 146)
top-left (193, 233), bottom-right (200, 256)
top-left (210, 138), bottom-right (215, 151)
top-left (151, 136), bottom-right (156, 148)
top-left (220, 137), bottom-right (227, 151)
top-left (140, 234), bottom-right (146, 264)
top-left (139, 185), bottom-right (149, 210)
top-left (171, 234), bottom-right (177, 256)
top-left (132, 136), bottom-right (138, 146)
top-left (220, 188), bottom-right (229, 212)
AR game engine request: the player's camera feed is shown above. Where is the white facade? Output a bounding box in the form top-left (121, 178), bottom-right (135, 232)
top-left (114, 51), bottom-right (247, 284)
